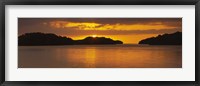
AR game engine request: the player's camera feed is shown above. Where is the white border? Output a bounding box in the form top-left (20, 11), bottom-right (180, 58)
top-left (5, 5), bottom-right (195, 81)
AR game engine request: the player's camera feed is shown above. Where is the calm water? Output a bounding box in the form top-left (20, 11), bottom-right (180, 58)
top-left (18, 44), bottom-right (182, 68)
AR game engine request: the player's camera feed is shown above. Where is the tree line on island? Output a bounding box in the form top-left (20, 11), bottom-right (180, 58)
top-left (18, 32), bottom-right (123, 46)
top-left (138, 31), bottom-right (182, 45)
top-left (18, 31), bottom-right (182, 46)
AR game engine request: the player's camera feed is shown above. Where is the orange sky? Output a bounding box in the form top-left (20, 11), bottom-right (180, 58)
top-left (18, 18), bottom-right (182, 44)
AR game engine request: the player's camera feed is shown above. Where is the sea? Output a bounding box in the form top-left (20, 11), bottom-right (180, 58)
top-left (18, 44), bottom-right (182, 68)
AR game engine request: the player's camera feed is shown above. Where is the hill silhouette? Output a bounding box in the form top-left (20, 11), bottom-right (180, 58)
top-left (75, 37), bottom-right (123, 45)
top-left (138, 32), bottom-right (182, 45)
top-left (18, 32), bottom-right (123, 46)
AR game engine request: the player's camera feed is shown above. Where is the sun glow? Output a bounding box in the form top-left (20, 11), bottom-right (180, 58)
top-left (92, 35), bottom-right (97, 38)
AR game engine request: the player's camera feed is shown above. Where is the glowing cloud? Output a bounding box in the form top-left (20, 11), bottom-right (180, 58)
top-left (49, 21), bottom-right (101, 29)
top-left (48, 21), bottom-right (179, 31)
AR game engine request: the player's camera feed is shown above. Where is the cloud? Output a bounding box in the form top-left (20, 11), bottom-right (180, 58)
top-left (49, 21), bottom-right (101, 29)
top-left (47, 20), bottom-right (180, 31)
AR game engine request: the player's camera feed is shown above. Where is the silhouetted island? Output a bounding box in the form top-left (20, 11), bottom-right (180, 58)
top-left (138, 32), bottom-right (182, 45)
top-left (18, 32), bottom-right (123, 46)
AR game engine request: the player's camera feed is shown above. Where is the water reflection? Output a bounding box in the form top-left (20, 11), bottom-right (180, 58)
top-left (18, 44), bottom-right (182, 68)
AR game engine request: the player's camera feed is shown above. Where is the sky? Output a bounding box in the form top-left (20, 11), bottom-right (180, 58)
top-left (18, 18), bottom-right (182, 44)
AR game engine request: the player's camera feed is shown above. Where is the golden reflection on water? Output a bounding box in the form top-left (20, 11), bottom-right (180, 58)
top-left (18, 45), bottom-right (182, 68)
top-left (85, 48), bottom-right (96, 67)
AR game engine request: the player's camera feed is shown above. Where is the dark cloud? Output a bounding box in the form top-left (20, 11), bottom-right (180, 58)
top-left (19, 18), bottom-right (182, 25)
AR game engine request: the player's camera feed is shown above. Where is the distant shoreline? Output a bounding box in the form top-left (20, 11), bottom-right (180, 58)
top-left (18, 32), bottom-right (123, 46)
top-left (18, 32), bottom-right (182, 46)
top-left (138, 32), bottom-right (182, 45)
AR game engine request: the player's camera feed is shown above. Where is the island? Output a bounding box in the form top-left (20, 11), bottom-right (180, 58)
top-left (138, 32), bottom-right (182, 45)
top-left (18, 32), bottom-right (123, 46)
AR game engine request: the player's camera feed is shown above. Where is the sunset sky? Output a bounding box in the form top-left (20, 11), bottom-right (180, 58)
top-left (18, 18), bottom-right (182, 44)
